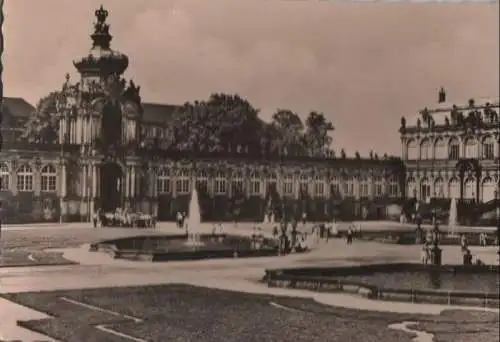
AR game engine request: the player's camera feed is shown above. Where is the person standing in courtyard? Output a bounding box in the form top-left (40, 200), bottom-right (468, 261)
top-left (176, 211), bottom-right (183, 229)
top-left (302, 212), bottom-right (307, 225)
top-left (460, 234), bottom-right (468, 253)
top-left (346, 225), bottom-right (353, 245)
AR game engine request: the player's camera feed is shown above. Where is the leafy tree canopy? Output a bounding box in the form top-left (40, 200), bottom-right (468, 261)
top-left (20, 84), bottom-right (336, 159)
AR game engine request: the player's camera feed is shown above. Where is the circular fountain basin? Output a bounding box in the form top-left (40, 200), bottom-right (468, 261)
top-left (90, 233), bottom-right (279, 261)
top-left (264, 263), bottom-right (500, 308)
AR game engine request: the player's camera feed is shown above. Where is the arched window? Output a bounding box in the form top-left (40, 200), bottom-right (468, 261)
top-left (358, 176), bottom-right (369, 198)
top-left (157, 168), bottom-right (172, 194)
top-left (481, 177), bottom-right (496, 202)
top-left (482, 136), bottom-right (495, 160)
top-left (420, 139), bottom-right (431, 160)
top-left (0, 163), bottom-right (9, 191)
top-left (463, 178), bottom-right (475, 200)
top-left (434, 138), bottom-right (446, 160)
top-left (249, 171), bottom-right (261, 196)
top-left (407, 139), bottom-right (418, 160)
top-left (434, 178), bottom-right (445, 198)
top-left (448, 178), bottom-right (460, 199)
top-left (41, 164), bottom-right (57, 192)
top-left (17, 164), bottom-right (33, 192)
top-left (330, 175), bottom-right (340, 197)
top-left (299, 174), bottom-right (308, 192)
top-left (196, 169), bottom-right (208, 192)
top-left (267, 171), bottom-right (277, 188)
top-left (231, 171), bottom-right (244, 195)
top-left (344, 177), bottom-right (354, 197)
top-left (314, 175), bottom-right (325, 197)
top-left (388, 176), bottom-right (399, 197)
top-left (282, 174), bottom-right (294, 196)
top-left (420, 178), bottom-right (431, 201)
top-left (406, 177), bottom-right (417, 198)
top-left (448, 137), bottom-right (460, 160)
top-left (214, 171), bottom-right (227, 195)
top-left (464, 138), bottom-right (478, 159)
top-left (175, 169), bottom-right (191, 194)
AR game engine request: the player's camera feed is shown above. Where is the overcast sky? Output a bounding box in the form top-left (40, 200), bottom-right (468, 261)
top-left (4, 0), bottom-right (499, 156)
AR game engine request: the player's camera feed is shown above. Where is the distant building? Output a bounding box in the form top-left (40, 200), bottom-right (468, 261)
top-left (400, 89), bottom-right (499, 204)
top-left (0, 6), bottom-right (403, 223)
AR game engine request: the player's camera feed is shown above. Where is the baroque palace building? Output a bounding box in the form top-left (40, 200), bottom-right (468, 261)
top-left (400, 88), bottom-right (499, 206)
top-left (0, 6), bottom-right (405, 223)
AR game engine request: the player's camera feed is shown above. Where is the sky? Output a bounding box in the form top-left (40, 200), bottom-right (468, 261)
top-left (4, 0), bottom-right (499, 156)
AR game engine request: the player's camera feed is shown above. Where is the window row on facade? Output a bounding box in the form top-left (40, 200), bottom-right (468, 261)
top-left (405, 135), bottom-right (497, 161)
top-left (0, 163), bottom-right (58, 192)
top-left (407, 176), bottom-right (497, 202)
top-left (155, 169), bottom-right (400, 198)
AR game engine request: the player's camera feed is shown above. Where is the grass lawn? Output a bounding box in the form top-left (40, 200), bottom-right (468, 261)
top-left (0, 251), bottom-right (76, 267)
top-left (2, 284), bottom-right (498, 342)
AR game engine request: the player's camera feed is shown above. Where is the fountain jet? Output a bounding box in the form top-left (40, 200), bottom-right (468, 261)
top-left (448, 197), bottom-right (459, 236)
top-left (185, 186), bottom-right (204, 246)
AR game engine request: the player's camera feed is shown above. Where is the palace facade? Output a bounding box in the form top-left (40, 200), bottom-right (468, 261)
top-left (400, 89), bottom-right (499, 205)
top-left (0, 7), bottom-right (404, 224)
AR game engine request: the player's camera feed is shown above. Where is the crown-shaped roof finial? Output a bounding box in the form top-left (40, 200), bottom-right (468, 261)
top-left (95, 5), bottom-right (108, 24)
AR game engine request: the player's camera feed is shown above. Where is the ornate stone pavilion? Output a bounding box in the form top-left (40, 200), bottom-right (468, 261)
top-left (400, 88), bottom-right (500, 205)
top-left (0, 6), bottom-right (404, 223)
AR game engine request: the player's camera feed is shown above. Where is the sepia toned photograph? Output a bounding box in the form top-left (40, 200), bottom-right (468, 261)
top-left (0, 1), bottom-right (499, 341)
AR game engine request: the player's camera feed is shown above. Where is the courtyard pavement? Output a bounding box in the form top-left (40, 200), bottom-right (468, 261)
top-left (0, 221), bottom-right (498, 341)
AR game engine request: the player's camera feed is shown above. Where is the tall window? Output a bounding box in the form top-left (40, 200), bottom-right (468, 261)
top-left (449, 178), bottom-right (460, 199)
top-left (420, 139), bottom-right (431, 160)
top-left (314, 175), bottom-right (325, 197)
top-left (344, 177), bottom-right (354, 197)
top-left (358, 177), bottom-right (369, 198)
top-left (463, 178), bottom-right (475, 200)
top-left (214, 171), bottom-right (227, 195)
top-left (482, 136), bottom-right (495, 160)
top-left (407, 177), bottom-right (417, 198)
top-left (157, 168), bottom-right (172, 194)
top-left (282, 174), bottom-right (294, 196)
top-left (0, 163), bottom-right (9, 191)
top-left (299, 174), bottom-right (308, 195)
top-left (231, 171), bottom-right (244, 195)
top-left (41, 164), bottom-right (57, 192)
top-left (249, 171), bottom-right (261, 196)
top-left (420, 178), bottom-right (431, 201)
top-left (175, 169), bottom-right (190, 194)
top-left (374, 176), bottom-right (383, 197)
top-left (481, 178), bottom-right (496, 202)
top-left (267, 172), bottom-right (277, 191)
top-left (434, 178), bottom-right (444, 198)
top-left (407, 139), bottom-right (418, 160)
top-left (464, 138), bottom-right (478, 159)
top-left (388, 176), bottom-right (399, 197)
top-left (448, 138), bottom-right (460, 160)
top-left (17, 164), bottom-right (33, 192)
top-left (434, 138), bottom-right (446, 160)
top-left (196, 170), bottom-right (208, 192)
top-left (331, 175), bottom-right (340, 197)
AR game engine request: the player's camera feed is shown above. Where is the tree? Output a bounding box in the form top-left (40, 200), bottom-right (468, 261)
top-left (170, 93), bottom-right (262, 154)
top-left (303, 111), bottom-right (334, 156)
top-left (19, 92), bottom-right (61, 144)
top-left (271, 109), bottom-right (305, 156)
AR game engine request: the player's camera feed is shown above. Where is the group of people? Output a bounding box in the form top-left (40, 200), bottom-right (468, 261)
top-left (92, 208), bottom-right (156, 228)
